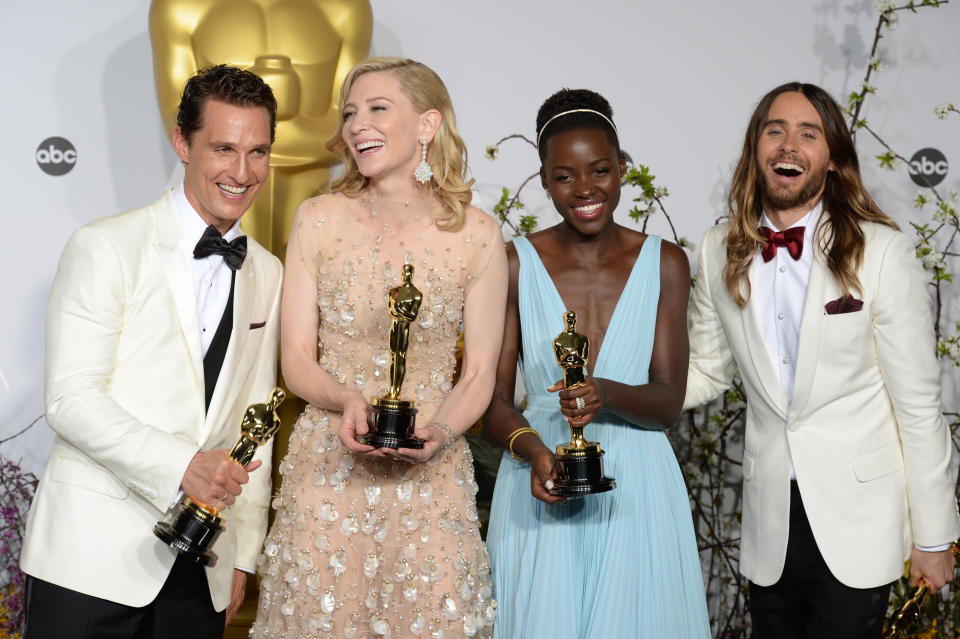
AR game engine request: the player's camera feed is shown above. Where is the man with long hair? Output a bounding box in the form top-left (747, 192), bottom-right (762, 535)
top-left (684, 82), bottom-right (959, 637)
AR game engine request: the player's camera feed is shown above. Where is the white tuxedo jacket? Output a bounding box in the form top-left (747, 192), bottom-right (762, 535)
top-left (21, 191), bottom-right (282, 609)
top-left (684, 217), bottom-right (959, 588)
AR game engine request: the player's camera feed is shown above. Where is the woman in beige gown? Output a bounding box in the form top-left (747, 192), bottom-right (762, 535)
top-left (252, 57), bottom-right (506, 639)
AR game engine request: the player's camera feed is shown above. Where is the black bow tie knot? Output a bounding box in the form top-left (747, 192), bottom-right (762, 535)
top-left (193, 225), bottom-right (247, 271)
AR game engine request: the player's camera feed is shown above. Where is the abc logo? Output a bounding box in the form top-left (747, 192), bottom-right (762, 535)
top-left (36, 137), bottom-right (77, 176)
top-left (908, 148), bottom-right (947, 187)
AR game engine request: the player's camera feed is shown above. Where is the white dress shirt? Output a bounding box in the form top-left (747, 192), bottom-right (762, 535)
top-left (750, 202), bottom-right (822, 403)
top-left (172, 183), bottom-right (240, 357)
top-left (172, 185), bottom-right (257, 568)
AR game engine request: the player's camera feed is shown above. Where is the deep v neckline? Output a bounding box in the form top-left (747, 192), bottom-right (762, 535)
top-left (521, 236), bottom-right (650, 376)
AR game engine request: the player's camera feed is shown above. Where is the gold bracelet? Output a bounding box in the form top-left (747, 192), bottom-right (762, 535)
top-left (506, 427), bottom-right (540, 462)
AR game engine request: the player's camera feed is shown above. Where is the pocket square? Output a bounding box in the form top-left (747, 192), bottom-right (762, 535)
top-left (249, 321), bottom-right (266, 330)
top-left (824, 296), bottom-right (863, 315)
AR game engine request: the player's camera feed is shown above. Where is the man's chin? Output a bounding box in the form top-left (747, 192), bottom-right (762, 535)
top-left (760, 177), bottom-right (826, 212)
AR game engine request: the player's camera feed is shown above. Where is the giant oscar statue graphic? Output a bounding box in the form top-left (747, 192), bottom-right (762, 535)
top-left (549, 311), bottom-right (615, 497)
top-left (149, 0), bottom-right (373, 257)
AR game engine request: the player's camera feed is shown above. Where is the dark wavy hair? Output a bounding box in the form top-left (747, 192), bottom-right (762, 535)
top-left (535, 89), bottom-right (619, 161)
top-left (724, 82), bottom-right (897, 307)
top-left (176, 64), bottom-right (278, 144)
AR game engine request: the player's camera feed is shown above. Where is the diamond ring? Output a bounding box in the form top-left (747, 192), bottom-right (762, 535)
top-left (575, 396), bottom-right (585, 410)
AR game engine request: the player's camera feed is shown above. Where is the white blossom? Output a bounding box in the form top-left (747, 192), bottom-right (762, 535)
top-left (935, 102), bottom-right (955, 119)
top-left (939, 338), bottom-right (960, 367)
top-left (869, 56), bottom-right (888, 73)
top-left (917, 243), bottom-right (946, 272)
top-left (873, 0), bottom-right (896, 13)
top-left (934, 193), bottom-right (959, 223)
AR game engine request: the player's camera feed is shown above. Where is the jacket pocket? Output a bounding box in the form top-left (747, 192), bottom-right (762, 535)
top-left (851, 442), bottom-right (904, 482)
top-left (50, 455), bottom-right (130, 499)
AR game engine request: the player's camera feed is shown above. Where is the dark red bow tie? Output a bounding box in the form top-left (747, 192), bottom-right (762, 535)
top-left (760, 226), bottom-right (804, 262)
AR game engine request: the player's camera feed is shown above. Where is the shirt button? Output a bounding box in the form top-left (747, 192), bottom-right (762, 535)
top-left (778, 312), bottom-right (784, 320)
top-left (782, 356), bottom-right (790, 364)
top-left (779, 266), bottom-right (786, 273)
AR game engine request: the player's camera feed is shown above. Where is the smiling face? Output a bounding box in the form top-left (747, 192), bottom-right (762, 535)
top-left (173, 99), bottom-right (272, 234)
top-left (755, 91), bottom-right (835, 217)
top-left (541, 126), bottom-right (626, 235)
top-left (341, 71), bottom-right (434, 184)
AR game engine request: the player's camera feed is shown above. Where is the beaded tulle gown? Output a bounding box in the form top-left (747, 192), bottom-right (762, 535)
top-left (252, 194), bottom-right (501, 639)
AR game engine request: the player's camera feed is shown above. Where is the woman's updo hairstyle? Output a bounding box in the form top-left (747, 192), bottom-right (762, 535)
top-left (535, 88), bottom-right (619, 161)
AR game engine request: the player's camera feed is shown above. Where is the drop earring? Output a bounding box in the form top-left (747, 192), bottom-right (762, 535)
top-left (414, 136), bottom-right (433, 184)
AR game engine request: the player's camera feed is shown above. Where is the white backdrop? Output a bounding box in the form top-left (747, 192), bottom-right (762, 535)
top-left (2, 0), bottom-right (959, 474)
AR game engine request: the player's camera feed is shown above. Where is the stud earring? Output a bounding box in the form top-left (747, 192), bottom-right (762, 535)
top-left (414, 136), bottom-right (433, 184)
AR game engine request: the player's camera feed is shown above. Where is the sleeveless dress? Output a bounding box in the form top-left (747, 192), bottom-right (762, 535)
top-left (252, 195), bottom-right (501, 639)
top-left (486, 235), bottom-right (711, 639)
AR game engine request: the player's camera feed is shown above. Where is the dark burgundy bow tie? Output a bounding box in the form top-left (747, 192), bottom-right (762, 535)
top-left (193, 225), bottom-right (247, 271)
top-left (760, 226), bottom-right (804, 262)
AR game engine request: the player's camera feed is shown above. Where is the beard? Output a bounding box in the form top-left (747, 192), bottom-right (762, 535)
top-left (759, 163), bottom-right (830, 211)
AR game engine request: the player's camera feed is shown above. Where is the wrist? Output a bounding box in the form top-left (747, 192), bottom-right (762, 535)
top-left (507, 428), bottom-right (545, 462)
top-left (592, 377), bottom-right (608, 407)
top-left (426, 422), bottom-right (457, 450)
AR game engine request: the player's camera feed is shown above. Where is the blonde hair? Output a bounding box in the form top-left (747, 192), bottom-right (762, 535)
top-left (724, 82), bottom-right (897, 307)
top-left (326, 57), bottom-right (473, 232)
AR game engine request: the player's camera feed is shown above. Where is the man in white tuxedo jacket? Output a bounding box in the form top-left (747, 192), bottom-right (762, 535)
top-left (685, 82), bottom-right (960, 637)
top-left (21, 65), bottom-right (283, 638)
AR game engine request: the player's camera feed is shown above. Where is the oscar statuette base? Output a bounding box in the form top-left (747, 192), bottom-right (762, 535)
top-left (548, 442), bottom-right (616, 498)
top-left (153, 498), bottom-right (224, 567)
top-left (364, 397), bottom-right (424, 449)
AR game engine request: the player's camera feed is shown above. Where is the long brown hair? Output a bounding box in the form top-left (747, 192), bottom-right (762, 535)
top-left (724, 82), bottom-right (897, 307)
top-left (326, 57), bottom-right (473, 232)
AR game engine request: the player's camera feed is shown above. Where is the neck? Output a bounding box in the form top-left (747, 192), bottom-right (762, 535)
top-left (182, 179), bottom-right (236, 235)
top-left (762, 197), bottom-right (821, 231)
top-left (551, 221), bottom-right (623, 268)
top-left (366, 172), bottom-right (432, 201)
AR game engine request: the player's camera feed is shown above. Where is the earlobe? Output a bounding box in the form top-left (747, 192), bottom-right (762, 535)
top-left (172, 127), bottom-right (190, 163)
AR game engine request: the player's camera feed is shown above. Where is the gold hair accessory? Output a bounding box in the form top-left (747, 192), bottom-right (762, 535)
top-left (536, 108), bottom-right (619, 148)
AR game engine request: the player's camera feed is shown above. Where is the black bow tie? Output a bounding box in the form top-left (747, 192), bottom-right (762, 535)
top-left (193, 225), bottom-right (247, 271)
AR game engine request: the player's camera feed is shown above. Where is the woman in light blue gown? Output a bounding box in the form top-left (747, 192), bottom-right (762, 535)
top-left (484, 89), bottom-right (710, 638)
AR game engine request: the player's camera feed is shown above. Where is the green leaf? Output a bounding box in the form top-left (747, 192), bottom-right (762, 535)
top-left (876, 151), bottom-right (897, 169)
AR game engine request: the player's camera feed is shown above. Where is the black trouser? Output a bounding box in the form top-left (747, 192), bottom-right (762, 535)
top-left (749, 481), bottom-right (891, 639)
top-left (24, 554), bottom-right (224, 639)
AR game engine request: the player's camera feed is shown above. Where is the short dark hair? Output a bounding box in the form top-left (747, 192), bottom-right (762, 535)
top-left (535, 88), bottom-right (619, 161)
top-left (176, 64), bottom-right (278, 143)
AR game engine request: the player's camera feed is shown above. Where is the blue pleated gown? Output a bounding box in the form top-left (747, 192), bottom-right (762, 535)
top-left (487, 235), bottom-right (711, 638)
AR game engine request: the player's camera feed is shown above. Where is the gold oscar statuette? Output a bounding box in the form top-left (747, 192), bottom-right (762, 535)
top-left (154, 388), bottom-right (285, 566)
top-left (549, 311), bottom-right (615, 498)
top-left (883, 541), bottom-right (960, 637)
top-left (365, 264), bottom-right (425, 449)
